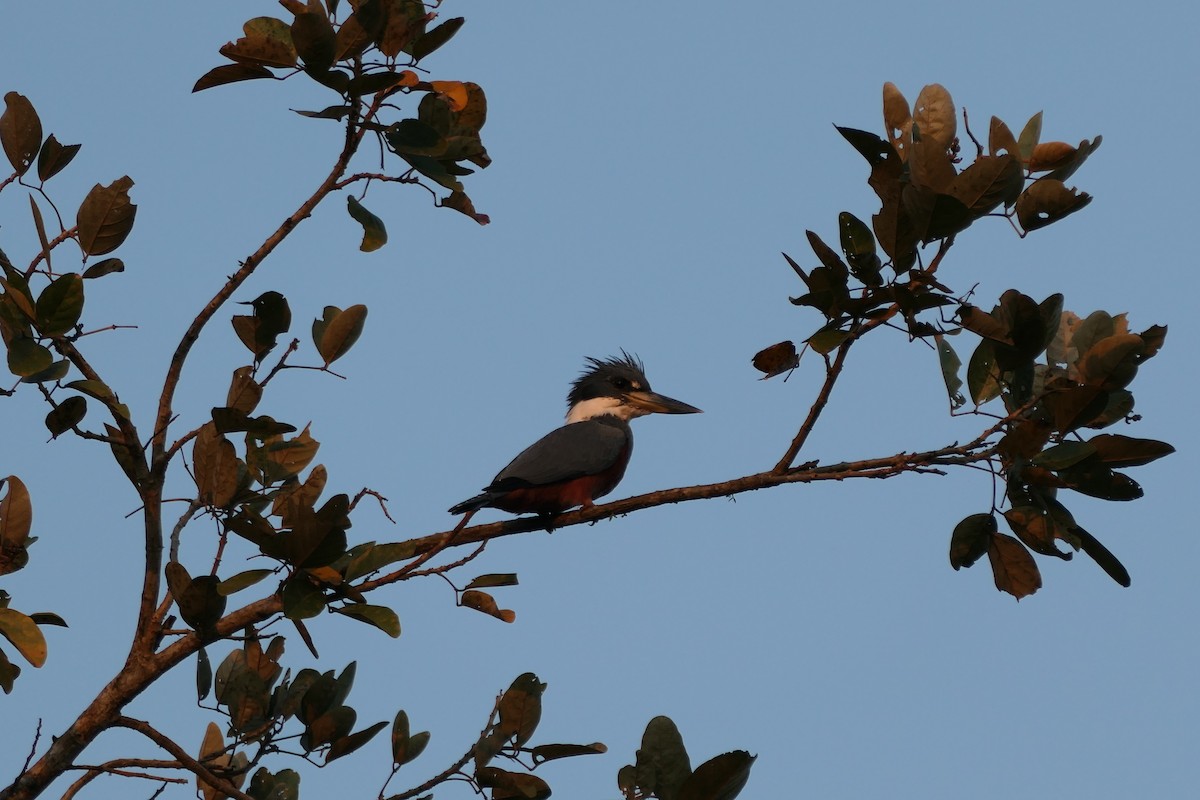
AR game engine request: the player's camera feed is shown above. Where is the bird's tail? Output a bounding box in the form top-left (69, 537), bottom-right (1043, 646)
top-left (448, 493), bottom-right (495, 516)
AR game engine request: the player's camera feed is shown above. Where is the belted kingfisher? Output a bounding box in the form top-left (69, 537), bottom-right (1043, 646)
top-left (449, 353), bottom-right (701, 524)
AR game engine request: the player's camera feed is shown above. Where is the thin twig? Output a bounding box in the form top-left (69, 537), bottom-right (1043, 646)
top-left (113, 718), bottom-right (254, 800)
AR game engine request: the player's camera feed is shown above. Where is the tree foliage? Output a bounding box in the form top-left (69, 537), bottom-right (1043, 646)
top-left (0, 5), bottom-right (1172, 800)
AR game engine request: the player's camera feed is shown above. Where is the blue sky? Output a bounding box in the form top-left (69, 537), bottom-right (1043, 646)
top-left (2, 2), bottom-right (1197, 798)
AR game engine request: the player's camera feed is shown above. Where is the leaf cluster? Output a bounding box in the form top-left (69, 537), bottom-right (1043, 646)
top-left (194, 0), bottom-right (491, 234)
top-left (618, 716), bottom-right (755, 800)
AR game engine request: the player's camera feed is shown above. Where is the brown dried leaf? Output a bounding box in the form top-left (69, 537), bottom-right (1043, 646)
top-left (1, 92), bottom-right (42, 176)
top-left (912, 84), bottom-right (956, 146)
top-left (987, 533), bottom-right (1042, 599)
top-left (751, 341), bottom-right (799, 380)
top-left (882, 82), bottom-right (911, 161)
top-left (1015, 179), bottom-right (1092, 232)
top-left (1027, 141), bottom-right (1077, 172)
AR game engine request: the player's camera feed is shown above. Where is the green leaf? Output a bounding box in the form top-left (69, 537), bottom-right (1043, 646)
top-left (838, 211), bottom-right (882, 286)
top-left (20, 358), bottom-right (68, 385)
top-left (197, 646), bottom-right (212, 702)
top-left (332, 603), bottom-right (400, 637)
top-left (1032, 441), bottom-right (1096, 471)
top-left (949, 513), bottom-right (994, 570)
top-left (0, 608), bottom-right (47, 667)
top-left (7, 337), bottom-right (53, 378)
top-left (1, 92), bottom-right (42, 176)
top-left (678, 750), bottom-right (756, 800)
top-left (410, 16), bottom-right (464, 61)
top-left (193, 62), bottom-right (275, 92)
top-left (76, 176), bottom-right (137, 256)
top-left (530, 742), bottom-right (608, 765)
top-left (633, 715), bottom-right (692, 800)
top-left (219, 17), bottom-right (298, 68)
top-left (806, 326), bottom-right (848, 355)
top-left (1017, 111), bottom-right (1042, 162)
top-left (342, 541), bottom-right (419, 581)
top-left (934, 335), bottom-right (964, 409)
top-left (37, 133), bottom-right (81, 182)
top-left (346, 196), bottom-right (387, 252)
top-left (0, 648), bottom-right (19, 693)
top-left (36, 274), bottom-right (84, 335)
top-left (966, 340), bottom-right (1001, 405)
top-left (313, 304), bottom-right (367, 365)
top-left (465, 573), bottom-right (519, 589)
top-left (218, 569), bottom-right (275, 596)
top-left (291, 11), bottom-right (337, 73)
top-left (282, 576), bottom-right (325, 620)
top-left (327, 719), bottom-right (389, 762)
top-left (82, 258), bottom-right (124, 279)
top-left (45, 396), bottom-right (87, 438)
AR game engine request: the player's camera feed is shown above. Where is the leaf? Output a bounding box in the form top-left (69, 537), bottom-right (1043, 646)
top-left (912, 84), bottom-right (956, 146)
top-left (1017, 111), bottom-right (1042, 162)
top-left (193, 423), bottom-right (239, 508)
top-left (226, 366), bottom-right (263, 415)
top-left (1078, 333), bottom-right (1143, 389)
top-left (313, 304), bottom-right (368, 365)
top-left (327, 720), bottom-right (389, 762)
top-left (460, 590), bottom-right (516, 623)
top-left (465, 573), bottom-right (519, 589)
top-left (949, 154), bottom-right (1023, 215)
top-left (20, 358), bottom-right (69, 385)
top-left (987, 116), bottom-right (1020, 160)
top-left (291, 11), bottom-right (337, 73)
top-left (282, 575), bottom-right (326, 620)
top-left (1046, 136), bottom-right (1101, 182)
top-left (678, 751), bottom-right (756, 800)
top-left (82, 258), bottom-right (124, 279)
top-left (987, 533), bottom-right (1041, 600)
top-left (0, 475), bottom-right (32, 550)
top-left (197, 647), bottom-right (212, 702)
top-left (332, 603), bottom-right (401, 637)
top-left (7, 337), bottom-right (53, 378)
top-left (838, 212), bottom-right (881, 285)
top-left (346, 196), bottom-right (387, 252)
top-left (35, 274), bottom-right (84, 335)
top-left (27, 613), bottom-right (67, 627)
top-left (411, 17), bottom-right (465, 61)
top-left (1087, 434), bottom-right (1174, 468)
top-left (835, 126), bottom-right (892, 167)
top-left (934, 334), bottom-right (964, 409)
top-left (1, 92), bottom-right (42, 176)
top-left (376, 0), bottom-right (428, 58)
top-left (531, 742), bottom-right (608, 765)
top-left (45, 396), bottom-right (87, 438)
top-left (441, 190), bottom-right (490, 225)
top-left (881, 82), bottom-right (911, 160)
top-left (751, 341), bottom-right (799, 380)
top-left (949, 513), bottom-right (994, 570)
top-left (1003, 507), bottom-right (1071, 560)
top-left (1027, 141), bottom-right (1077, 173)
top-left (218, 569), bottom-right (275, 596)
top-left (1032, 441), bottom-right (1097, 471)
top-left (193, 63), bottom-right (275, 93)
top-left (0, 649), bottom-right (20, 693)
top-left (342, 541), bottom-right (419, 581)
top-left (219, 17), bottom-right (298, 68)
top-left (347, 70), bottom-right (419, 97)
top-left (1015, 179), bottom-right (1092, 232)
top-left (497, 673), bottom-right (545, 747)
top-left (0, 608), bottom-right (47, 667)
top-left (76, 176), bottom-right (137, 255)
top-left (633, 715), bottom-right (692, 800)
top-left (957, 305), bottom-right (1011, 345)
top-left (292, 105), bottom-right (352, 120)
top-left (807, 326), bottom-right (848, 355)
top-left (1074, 525), bottom-right (1131, 587)
top-left (37, 133), bottom-right (81, 182)
top-left (392, 709), bottom-right (422, 765)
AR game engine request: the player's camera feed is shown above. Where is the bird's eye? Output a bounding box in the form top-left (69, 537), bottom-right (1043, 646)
top-left (612, 377), bottom-right (630, 390)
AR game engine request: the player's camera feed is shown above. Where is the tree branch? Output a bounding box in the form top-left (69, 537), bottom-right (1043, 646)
top-left (113, 717), bottom-right (254, 800)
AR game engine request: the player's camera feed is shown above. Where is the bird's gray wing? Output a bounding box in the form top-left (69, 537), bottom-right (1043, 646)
top-left (488, 420), bottom-right (629, 489)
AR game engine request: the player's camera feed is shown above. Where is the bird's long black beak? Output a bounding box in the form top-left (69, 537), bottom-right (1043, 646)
top-left (624, 390), bottom-right (702, 415)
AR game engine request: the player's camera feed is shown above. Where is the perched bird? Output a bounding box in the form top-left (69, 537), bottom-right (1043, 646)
top-left (449, 353), bottom-right (701, 525)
